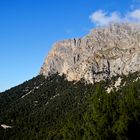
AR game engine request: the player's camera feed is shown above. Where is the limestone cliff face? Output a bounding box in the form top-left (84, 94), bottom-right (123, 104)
top-left (40, 23), bottom-right (140, 83)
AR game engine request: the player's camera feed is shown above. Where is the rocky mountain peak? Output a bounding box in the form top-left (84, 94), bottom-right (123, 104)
top-left (40, 23), bottom-right (140, 83)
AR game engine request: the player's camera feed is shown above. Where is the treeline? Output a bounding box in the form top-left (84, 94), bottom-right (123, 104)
top-left (0, 72), bottom-right (140, 140)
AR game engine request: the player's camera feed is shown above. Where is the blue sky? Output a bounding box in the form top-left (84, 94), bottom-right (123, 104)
top-left (0, 0), bottom-right (140, 92)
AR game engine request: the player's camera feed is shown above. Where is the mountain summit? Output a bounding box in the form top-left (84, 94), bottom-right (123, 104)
top-left (40, 23), bottom-right (140, 83)
top-left (1, 23), bottom-right (140, 140)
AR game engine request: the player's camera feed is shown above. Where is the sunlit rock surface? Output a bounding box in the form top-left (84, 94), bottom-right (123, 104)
top-left (40, 23), bottom-right (140, 83)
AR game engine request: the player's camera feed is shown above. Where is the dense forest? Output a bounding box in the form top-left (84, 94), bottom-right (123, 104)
top-left (0, 72), bottom-right (140, 140)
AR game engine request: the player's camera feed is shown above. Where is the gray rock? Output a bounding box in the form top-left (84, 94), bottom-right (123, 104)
top-left (40, 23), bottom-right (140, 83)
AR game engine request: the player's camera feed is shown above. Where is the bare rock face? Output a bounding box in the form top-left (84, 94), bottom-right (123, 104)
top-left (40, 23), bottom-right (140, 83)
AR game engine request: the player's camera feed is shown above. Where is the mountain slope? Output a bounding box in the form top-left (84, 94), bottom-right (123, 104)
top-left (0, 75), bottom-right (45, 115)
top-left (0, 72), bottom-right (140, 140)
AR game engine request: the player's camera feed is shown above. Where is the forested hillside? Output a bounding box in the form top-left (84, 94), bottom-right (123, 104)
top-left (0, 72), bottom-right (140, 140)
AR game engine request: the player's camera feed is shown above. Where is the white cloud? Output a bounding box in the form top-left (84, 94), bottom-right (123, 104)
top-left (90, 9), bottom-right (140, 26)
top-left (89, 10), bottom-right (122, 26)
top-left (127, 9), bottom-right (140, 22)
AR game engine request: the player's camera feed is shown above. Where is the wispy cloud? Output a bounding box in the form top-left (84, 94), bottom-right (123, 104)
top-left (127, 9), bottom-right (140, 21)
top-left (130, 0), bottom-right (140, 9)
top-left (89, 9), bottom-right (140, 26)
top-left (65, 29), bottom-right (73, 35)
top-left (89, 10), bottom-right (122, 26)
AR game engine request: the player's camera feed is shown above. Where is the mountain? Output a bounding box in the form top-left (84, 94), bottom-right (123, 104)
top-left (0, 23), bottom-right (140, 140)
top-left (40, 23), bottom-right (140, 83)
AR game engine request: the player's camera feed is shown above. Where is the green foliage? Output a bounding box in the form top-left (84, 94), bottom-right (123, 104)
top-left (0, 72), bottom-right (140, 140)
